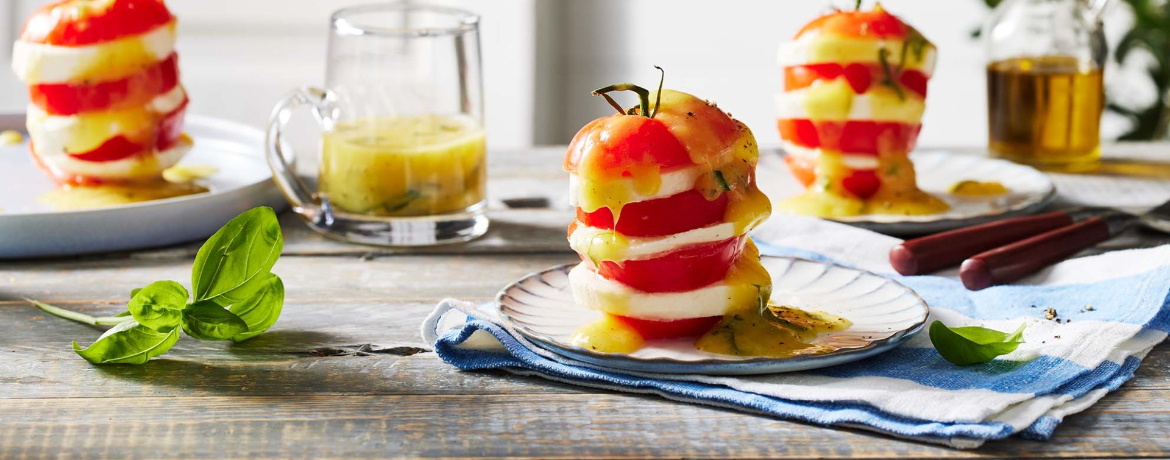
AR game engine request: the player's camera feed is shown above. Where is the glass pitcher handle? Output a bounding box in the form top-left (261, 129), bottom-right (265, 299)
top-left (265, 87), bottom-right (333, 225)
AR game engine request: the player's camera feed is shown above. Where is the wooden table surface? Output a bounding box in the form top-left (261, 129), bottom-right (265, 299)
top-left (3, 146), bottom-right (1170, 459)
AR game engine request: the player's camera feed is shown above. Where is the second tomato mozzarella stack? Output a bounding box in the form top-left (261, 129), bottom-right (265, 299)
top-left (12, 0), bottom-right (190, 185)
top-left (776, 5), bottom-right (938, 213)
top-left (564, 89), bottom-right (772, 342)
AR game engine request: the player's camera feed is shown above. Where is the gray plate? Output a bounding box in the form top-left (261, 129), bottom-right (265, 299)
top-left (0, 113), bottom-right (285, 259)
top-left (497, 257), bottom-right (928, 375)
top-left (760, 151), bottom-right (1058, 236)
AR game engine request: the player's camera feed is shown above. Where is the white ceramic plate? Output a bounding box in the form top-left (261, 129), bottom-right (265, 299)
top-left (497, 257), bottom-right (928, 375)
top-left (759, 151), bottom-right (1057, 235)
top-left (0, 113), bottom-right (285, 259)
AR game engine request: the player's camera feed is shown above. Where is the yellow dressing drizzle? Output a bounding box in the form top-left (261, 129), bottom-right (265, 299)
top-left (947, 180), bottom-right (1008, 196)
top-left (580, 230), bottom-right (630, 266)
top-left (779, 151), bottom-right (949, 218)
top-left (695, 303), bottom-right (851, 358)
top-left (39, 181), bottom-right (208, 211)
top-left (726, 186), bottom-right (772, 235)
top-left (570, 314), bottom-right (645, 354)
top-left (802, 79), bottom-right (855, 120)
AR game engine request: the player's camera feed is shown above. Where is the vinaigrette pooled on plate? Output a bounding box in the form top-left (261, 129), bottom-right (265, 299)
top-left (776, 4), bottom-right (948, 218)
top-left (563, 71), bottom-right (850, 358)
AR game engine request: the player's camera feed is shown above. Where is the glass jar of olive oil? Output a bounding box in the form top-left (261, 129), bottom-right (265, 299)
top-left (984, 0), bottom-right (1108, 172)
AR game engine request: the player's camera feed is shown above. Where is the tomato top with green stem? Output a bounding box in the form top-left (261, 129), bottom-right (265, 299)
top-left (20, 0), bottom-right (174, 46)
top-left (565, 68), bottom-right (762, 211)
top-left (795, 3), bottom-right (926, 41)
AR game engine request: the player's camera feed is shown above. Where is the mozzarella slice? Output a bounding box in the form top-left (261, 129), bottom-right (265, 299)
top-left (775, 86), bottom-right (926, 124)
top-left (778, 32), bottom-right (937, 75)
top-left (568, 262), bottom-right (763, 321)
top-left (569, 222), bottom-right (737, 262)
top-left (569, 166), bottom-right (704, 209)
top-left (782, 143), bottom-right (880, 171)
top-left (27, 86), bottom-right (187, 154)
top-left (12, 21), bottom-right (176, 84)
top-left (33, 135), bottom-right (192, 181)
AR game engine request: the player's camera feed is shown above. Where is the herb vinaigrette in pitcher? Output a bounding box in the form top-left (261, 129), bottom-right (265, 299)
top-left (318, 114), bottom-right (486, 217)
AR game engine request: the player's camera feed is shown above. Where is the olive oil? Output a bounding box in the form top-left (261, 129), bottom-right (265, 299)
top-left (987, 56), bottom-right (1103, 171)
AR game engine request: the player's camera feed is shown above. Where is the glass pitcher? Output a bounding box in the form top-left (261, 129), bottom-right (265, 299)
top-left (983, 0), bottom-right (1109, 172)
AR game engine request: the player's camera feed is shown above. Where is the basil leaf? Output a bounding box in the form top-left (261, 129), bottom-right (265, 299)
top-left (130, 288), bottom-right (142, 299)
top-left (929, 321), bottom-right (1026, 366)
top-left (191, 207), bottom-right (283, 305)
top-left (229, 273), bottom-right (285, 342)
top-left (127, 280), bottom-right (188, 332)
top-left (181, 301), bottom-right (249, 341)
top-left (72, 319), bottom-right (181, 365)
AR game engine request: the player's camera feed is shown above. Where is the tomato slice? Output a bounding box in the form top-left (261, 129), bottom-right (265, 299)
top-left (565, 115), bottom-right (692, 176)
top-left (577, 189), bottom-right (728, 238)
top-left (20, 0), bottom-right (174, 46)
top-left (784, 63), bottom-right (927, 98)
top-left (594, 236), bottom-right (745, 293)
top-left (66, 98), bottom-right (187, 163)
top-left (155, 97), bottom-right (188, 151)
top-left (777, 119), bottom-right (921, 156)
top-left (68, 136), bottom-right (147, 163)
top-left (783, 154), bottom-right (817, 188)
top-left (613, 314), bottom-right (722, 340)
top-left (30, 53), bottom-right (179, 115)
top-left (841, 169), bottom-right (881, 199)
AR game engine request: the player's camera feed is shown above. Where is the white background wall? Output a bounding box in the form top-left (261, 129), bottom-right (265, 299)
top-left (0, 0), bottom-right (1137, 150)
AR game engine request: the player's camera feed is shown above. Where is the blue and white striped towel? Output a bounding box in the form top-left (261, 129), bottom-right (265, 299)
top-left (420, 215), bottom-right (1170, 448)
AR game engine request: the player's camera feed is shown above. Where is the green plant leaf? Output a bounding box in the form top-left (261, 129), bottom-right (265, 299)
top-left (181, 301), bottom-right (249, 341)
top-left (191, 207), bottom-right (283, 305)
top-left (72, 319), bottom-right (181, 364)
top-left (127, 280), bottom-right (188, 332)
top-left (229, 273), bottom-right (285, 342)
top-left (929, 320), bottom-right (1026, 366)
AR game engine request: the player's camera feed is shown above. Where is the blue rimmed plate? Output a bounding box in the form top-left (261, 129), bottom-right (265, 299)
top-left (496, 256), bottom-right (928, 375)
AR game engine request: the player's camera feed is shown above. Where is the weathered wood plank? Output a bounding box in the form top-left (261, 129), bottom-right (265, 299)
top-left (3, 287), bottom-right (1168, 398)
top-left (1, 389), bottom-right (1168, 459)
top-left (0, 253), bottom-right (578, 303)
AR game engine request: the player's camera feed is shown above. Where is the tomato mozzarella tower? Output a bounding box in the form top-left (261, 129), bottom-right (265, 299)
top-left (777, 4), bottom-right (946, 217)
top-left (12, 0), bottom-right (190, 185)
top-left (564, 75), bottom-right (772, 352)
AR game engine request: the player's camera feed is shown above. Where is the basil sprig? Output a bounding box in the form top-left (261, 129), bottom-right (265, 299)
top-left (929, 321), bottom-right (1026, 366)
top-left (33, 207), bottom-right (286, 364)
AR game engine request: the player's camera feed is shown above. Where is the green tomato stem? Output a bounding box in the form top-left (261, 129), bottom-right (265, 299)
top-left (592, 83), bottom-right (652, 118)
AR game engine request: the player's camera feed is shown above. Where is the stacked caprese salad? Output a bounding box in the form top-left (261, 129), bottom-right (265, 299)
top-left (564, 79), bottom-right (772, 354)
top-left (13, 0), bottom-right (190, 185)
top-left (776, 4), bottom-right (947, 217)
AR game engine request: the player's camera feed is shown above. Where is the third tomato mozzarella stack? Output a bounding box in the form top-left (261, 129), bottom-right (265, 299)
top-left (564, 87), bottom-right (772, 347)
top-left (12, 0), bottom-right (190, 185)
top-left (777, 4), bottom-right (944, 216)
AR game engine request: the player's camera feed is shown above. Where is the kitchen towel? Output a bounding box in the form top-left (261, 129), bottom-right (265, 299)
top-left (421, 215), bottom-right (1170, 448)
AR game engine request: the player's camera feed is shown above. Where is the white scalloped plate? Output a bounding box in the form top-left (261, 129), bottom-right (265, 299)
top-left (760, 151), bottom-right (1057, 235)
top-left (0, 113), bottom-right (285, 259)
top-left (497, 256), bottom-right (928, 375)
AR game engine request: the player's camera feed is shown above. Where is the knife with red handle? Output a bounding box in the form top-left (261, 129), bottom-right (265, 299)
top-left (889, 211), bottom-right (1079, 276)
top-left (959, 215), bottom-right (1121, 290)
